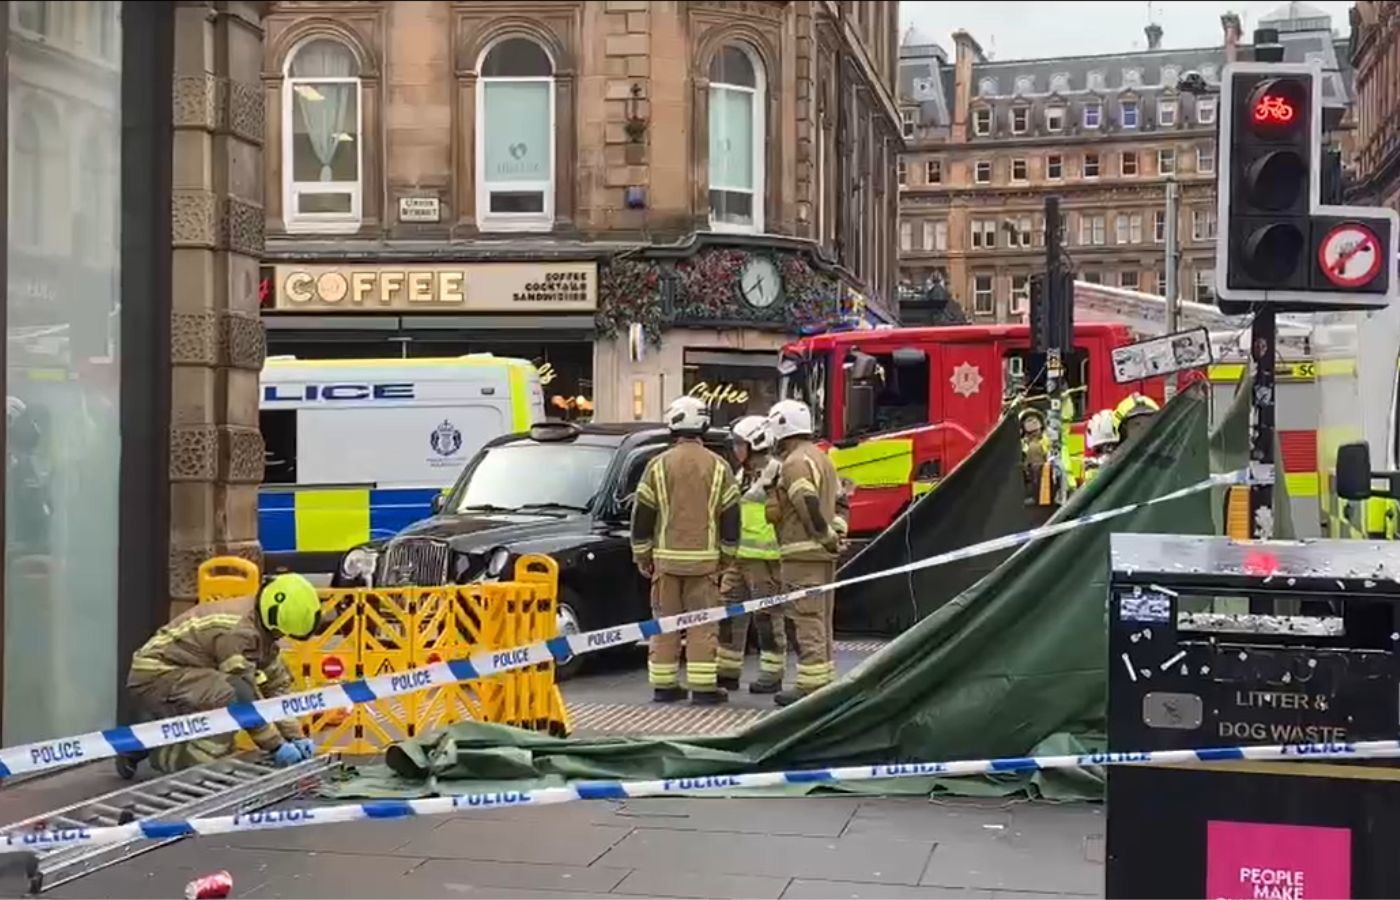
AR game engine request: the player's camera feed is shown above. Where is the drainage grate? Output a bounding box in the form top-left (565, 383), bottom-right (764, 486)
top-left (567, 702), bottom-right (771, 737)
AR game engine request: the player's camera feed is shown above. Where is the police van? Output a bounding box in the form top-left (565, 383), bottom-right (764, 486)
top-left (259, 355), bottom-right (545, 579)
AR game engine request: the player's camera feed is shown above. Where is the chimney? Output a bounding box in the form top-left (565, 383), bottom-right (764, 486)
top-left (1144, 22), bottom-right (1163, 50)
top-left (1221, 12), bottom-right (1242, 62)
top-left (950, 30), bottom-right (985, 145)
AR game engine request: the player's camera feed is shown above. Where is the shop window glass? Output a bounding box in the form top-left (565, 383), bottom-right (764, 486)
top-left (683, 348), bottom-right (779, 427)
top-left (4, 1), bottom-right (122, 744)
top-left (285, 38), bottom-right (361, 229)
top-left (709, 45), bottom-right (764, 232)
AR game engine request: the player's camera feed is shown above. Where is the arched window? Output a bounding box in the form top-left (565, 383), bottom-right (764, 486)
top-left (10, 102), bottom-right (64, 249)
top-left (283, 38), bottom-right (361, 231)
top-left (476, 37), bottom-right (555, 231)
top-left (708, 44), bottom-right (764, 233)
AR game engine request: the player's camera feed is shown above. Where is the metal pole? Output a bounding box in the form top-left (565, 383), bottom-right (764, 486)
top-left (1249, 309), bottom-right (1276, 539)
top-left (1045, 195), bottom-right (1065, 504)
top-left (1163, 176), bottom-right (1180, 400)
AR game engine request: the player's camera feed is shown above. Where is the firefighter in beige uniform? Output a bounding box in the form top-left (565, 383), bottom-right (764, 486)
top-left (630, 396), bottom-right (741, 705)
top-left (763, 399), bottom-right (845, 707)
top-left (716, 415), bottom-right (788, 694)
top-left (118, 573), bottom-right (324, 776)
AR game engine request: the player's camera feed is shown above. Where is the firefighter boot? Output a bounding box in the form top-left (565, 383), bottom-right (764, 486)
top-left (690, 687), bottom-right (729, 706)
top-left (653, 686), bottom-right (688, 703)
top-left (717, 675), bottom-right (741, 692)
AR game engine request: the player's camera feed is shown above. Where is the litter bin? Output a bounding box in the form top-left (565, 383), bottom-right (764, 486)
top-left (1106, 533), bottom-right (1400, 899)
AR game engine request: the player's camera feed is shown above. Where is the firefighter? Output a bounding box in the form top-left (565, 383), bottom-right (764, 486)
top-left (631, 396), bottom-right (741, 705)
top-left (1082, 409), bottom-right (1121, 483)
top-left (1020, 407), bottom-right (1052, 504)
top-left (118, 573), bottom-right (324, 777)
top-left (1114, 393), bottom-right (1161, 444)
top-left (716, 415), bottom-right (788, 694)
top-left (763, 399), bottom-right (844, 707)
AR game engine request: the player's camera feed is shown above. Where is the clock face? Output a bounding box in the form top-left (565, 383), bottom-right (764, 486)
top-left (740, 258), bottom-right (782, 309)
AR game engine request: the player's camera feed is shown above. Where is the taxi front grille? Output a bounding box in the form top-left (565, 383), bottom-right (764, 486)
top-left (378, 538), bottom-right (451, 586)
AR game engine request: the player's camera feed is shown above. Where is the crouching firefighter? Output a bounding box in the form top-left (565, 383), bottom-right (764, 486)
top-left (717, 415), bottom-right (789, 695)
top-left (631, 396), bottom-right (742, 705)
top-left (764, 399), bottom-right (845, 707)
top-left (117, 573), bottom-right (325, 777)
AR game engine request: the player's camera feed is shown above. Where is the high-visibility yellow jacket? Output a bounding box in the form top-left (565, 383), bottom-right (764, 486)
top-left (631, 439), bottom-right (741, 575)
top-left (766, 439), bottom-right (842, 562)
top-left (737, 452), bottom-right (781, 561)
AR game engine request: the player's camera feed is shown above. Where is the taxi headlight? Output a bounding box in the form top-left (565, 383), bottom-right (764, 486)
top-left (486, 547), bottom-right (511, 578)
top-left (341, 548), bottom-right (378, 580)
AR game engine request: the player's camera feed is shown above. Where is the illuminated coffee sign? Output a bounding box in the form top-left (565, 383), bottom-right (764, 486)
top-left (274, 262), bottom-right (597, 313)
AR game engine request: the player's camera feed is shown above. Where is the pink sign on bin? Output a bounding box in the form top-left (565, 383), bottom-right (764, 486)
top-left (1206, 820), bottom-right (1352, 899)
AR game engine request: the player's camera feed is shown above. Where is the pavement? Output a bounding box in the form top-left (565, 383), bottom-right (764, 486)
top-left (2, 642), bottom-right (1107, 899)
top-left (35, 794), bottom-right (1105, 899)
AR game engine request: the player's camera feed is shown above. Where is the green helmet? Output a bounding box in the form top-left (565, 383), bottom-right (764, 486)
top-left (258, 573), bottom-right (322, 640)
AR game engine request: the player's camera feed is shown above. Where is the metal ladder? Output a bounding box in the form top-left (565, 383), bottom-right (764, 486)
top-left (3, 753), bottom-right (339, 894)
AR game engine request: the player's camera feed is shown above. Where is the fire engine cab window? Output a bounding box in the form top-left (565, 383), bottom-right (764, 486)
top-left (857, 353), bottom-right (931, 435)
top-left (1003, 349), bottom-right (1090, 420)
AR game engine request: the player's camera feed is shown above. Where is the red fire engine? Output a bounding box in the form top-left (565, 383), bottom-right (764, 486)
top-left (777, 322), bottom-right (1168, 537)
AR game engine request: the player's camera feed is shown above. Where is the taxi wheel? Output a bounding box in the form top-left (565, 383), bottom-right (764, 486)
top-left (554, 592), bottom-right (586, 682)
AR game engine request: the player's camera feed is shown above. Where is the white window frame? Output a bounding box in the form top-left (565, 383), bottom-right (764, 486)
top-left (971, 219), bottom-right (997, 249)
top-left (1158, 98), bottom-right (1178, 127)
top-left (1011, 106), bottom-right (1029, 134)
top-left (1197, 97), bottom-right (1217, 125)
top-left (901, 107), bottom-right (916, 139)
top-left (283, 39), bottom-right (364, 234)
top-left (1083, 103), bottom-right (1102, 129)
top-left (1046, 154), bottom-right (1063, 180)
top-left (1194, 268), bottom-right (1215, 302)
top-left (926, 159), bottom-right (942, 184)
top-left (1016, 215), bottom-right (1033, 248)
top-left (1083, 152), bottom-right (1100, 179)
top-left (1153, 210), bottom-right (1166, 243)
top-left (1011, 158), bottom-right (1028, 182)
top-left (1156, 271), bottom-right (1168, 296)
top-left (1192, 207), bottom-right (1217, 241)
top-left (897, 160), bottom-right (907, 186)
top-left (973, 107), bottom-right (992, 136)
top-left (1115, 214), bottom-right (1129, 245)
top-left (899, 220), bottom-right (912, 251)
top-left (1121, 152), bottom-right (1138, 176)
top-left (1121, 99), bottom-right (1139, 128)
top-left (974, 160), bottom-right (992, 184)
top-left (1046, 105), bottom-right (1065, 132)
top-left (1197, 143), bottom-right (1215, 174)
top-left (1129, 212), bottom-right (1142, 243)
top-left (1120, 270), bottom-right (1139, 290)
top-left (1011, 274), bottom-right (1030, 313)
top-left (973, 274), bottom-right (995, 314)
top-left (477, 36), bottom-right (558, 233)
top-left (1158, 148), bottom-right (1176, 175)
top-left (933, 220), bottom-right (948, 251)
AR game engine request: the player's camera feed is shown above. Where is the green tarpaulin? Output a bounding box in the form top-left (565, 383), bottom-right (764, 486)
top-left (326, 384), bottom-right (1218, 803)
top-left (835, 412), bottom-right (1029, 636)
top-left (1208, 372), bottom-right (1295, 538)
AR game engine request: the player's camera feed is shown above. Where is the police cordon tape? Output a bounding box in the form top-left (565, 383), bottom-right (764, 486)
top-left (0, 471), bottom-right (1247, 779)
top-left (4, 735), bottom-right (1394, 850)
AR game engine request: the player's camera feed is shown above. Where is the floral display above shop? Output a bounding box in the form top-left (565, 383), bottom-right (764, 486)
top-left (596, 246), bottom-right (868, 345)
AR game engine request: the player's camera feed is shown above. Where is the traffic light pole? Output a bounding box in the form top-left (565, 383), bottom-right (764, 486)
top-left (1249, 308), bottom-right (1277, 540)
top-left (1045, 195), bottom-right (1066, 504)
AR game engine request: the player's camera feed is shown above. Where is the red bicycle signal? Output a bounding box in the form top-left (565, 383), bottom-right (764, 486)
top-left (1252, 93), bottom-right (1295, 125)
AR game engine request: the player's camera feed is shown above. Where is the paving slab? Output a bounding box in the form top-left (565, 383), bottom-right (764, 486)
top-left (393, 817), bottom-right (634, 866)
top-left (612, 796), bottom-right (860, 837)
top-left (216, 814), bottom-right (448, 855)
top-left (841, 796), bottom-right (1015, 842)
top-left (410, 858), bottom-right (631, 894)
top-left (597, 828), bottom-right (935, 885)
top-left (611, 866), bottom-right (791, 899)
top-left (919, 839), bottom-right (1102, 896)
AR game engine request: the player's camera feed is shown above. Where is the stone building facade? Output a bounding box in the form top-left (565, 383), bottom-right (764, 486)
top-left (258, 0), bottom-right (901, 434)
top-left (1348, 0), bottom-right (1400, 211)
top-left (897, 5), bottom-right (1353, 324)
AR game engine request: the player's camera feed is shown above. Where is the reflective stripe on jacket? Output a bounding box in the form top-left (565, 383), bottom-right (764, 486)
top-left (766, 439), bottom-right (841, 562)
top-left (630, 440), bottom-right (741, 575)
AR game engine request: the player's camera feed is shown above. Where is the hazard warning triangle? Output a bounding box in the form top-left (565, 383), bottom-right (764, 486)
top-left (375, 658), bottom-right (395, 677)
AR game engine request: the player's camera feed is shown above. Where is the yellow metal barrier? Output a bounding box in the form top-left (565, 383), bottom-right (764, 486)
top-left (201, 554), bottom-right (569, 752)
top-left (197, 556), bottom-right (261, 604)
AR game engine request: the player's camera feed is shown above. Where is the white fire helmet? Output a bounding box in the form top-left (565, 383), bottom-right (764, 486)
top-left (731, 415), bottom-right (773, 453)
top-left (1086, 409), bottom-right (1121, 452)
top-left (767, 399), bottom-right (814, 442)
top-left (664, 395), bottom-right (711, 435)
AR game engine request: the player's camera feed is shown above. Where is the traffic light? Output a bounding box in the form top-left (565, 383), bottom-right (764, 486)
top-left (1029, 270), bottom-right (1073, 353)
top-left (1216, 62), bottom-right (1398, 309)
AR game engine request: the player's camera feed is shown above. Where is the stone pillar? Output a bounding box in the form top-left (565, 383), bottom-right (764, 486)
top-left (168, 0), bottom-right (267, 615)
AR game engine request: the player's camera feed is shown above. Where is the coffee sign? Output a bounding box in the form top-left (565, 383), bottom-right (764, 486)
top-left (273, 262), bottom-right (597, 313)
